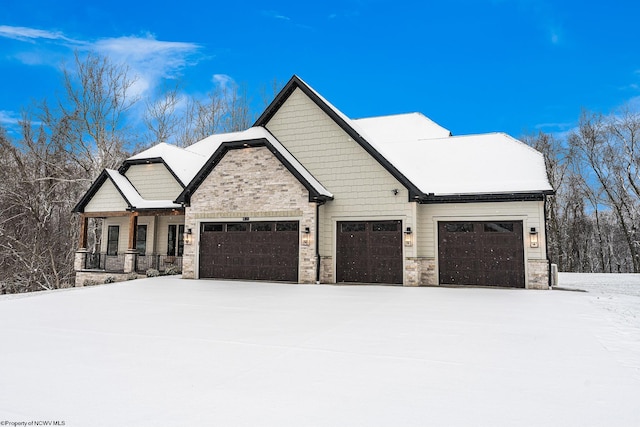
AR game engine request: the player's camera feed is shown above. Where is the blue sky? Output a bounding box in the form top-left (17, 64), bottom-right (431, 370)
top-left (1, 0), bottom-right (639, 139)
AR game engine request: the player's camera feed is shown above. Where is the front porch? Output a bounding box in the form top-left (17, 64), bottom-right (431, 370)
top-left (74, 208), bottom-right (186, 286)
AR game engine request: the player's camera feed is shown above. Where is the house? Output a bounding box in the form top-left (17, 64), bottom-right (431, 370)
top-left (73, 75), bottom-right (554, 288)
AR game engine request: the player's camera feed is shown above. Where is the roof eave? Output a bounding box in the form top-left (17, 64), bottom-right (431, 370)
top-left (416, 191), bottom-right (553, 204)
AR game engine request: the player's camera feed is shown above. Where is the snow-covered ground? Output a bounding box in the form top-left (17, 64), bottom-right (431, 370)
top-left (1, 275), bottom-right (639, 427)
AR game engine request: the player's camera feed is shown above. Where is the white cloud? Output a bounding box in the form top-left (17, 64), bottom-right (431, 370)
top-left (212, 73), bottom-right (235, 90)
top-left (89, 35), bottom-right (202, 97)
top-left (0, 26), bottom-right (202, 97)
top-left (262, 10), bottom-right (291, 20)
top-left (0, 25), bottom-right (73, 43)
top-left (0, 110), bottom-right (20, 125)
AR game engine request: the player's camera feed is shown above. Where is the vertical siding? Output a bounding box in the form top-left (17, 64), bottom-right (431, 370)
top-left (84, 180), bottom-right (128, 212)
top-left (266, 88), bottom-right (416, 261)
top-left (125, 163), bottom-right (184, 200)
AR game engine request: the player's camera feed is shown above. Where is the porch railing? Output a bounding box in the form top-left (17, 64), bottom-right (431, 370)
top-left (83, 253), bottom-right (182, 273)
top-left (84, 253), bottom-right (125, 272)
top-left (136, 255), bottom-right (183, 273)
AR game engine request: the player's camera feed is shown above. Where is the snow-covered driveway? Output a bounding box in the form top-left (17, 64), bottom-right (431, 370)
top-left (1, 276), bottom-right (639, 427)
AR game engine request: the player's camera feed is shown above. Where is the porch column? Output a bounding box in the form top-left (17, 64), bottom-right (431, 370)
top-left (74, 214), bottom-right (89, 273)
top-left (124, 213), bottom-right (138, 273)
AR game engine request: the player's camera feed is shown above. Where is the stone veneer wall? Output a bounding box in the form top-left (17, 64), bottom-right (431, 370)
top-left (319, 256), bottom-right (333, 283)
top-left (183, 146), bottom-right (318, 283)
top-left (527, 259), bottom-right (550, 289)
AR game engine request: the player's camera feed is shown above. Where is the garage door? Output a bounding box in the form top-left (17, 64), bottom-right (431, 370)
top-left (336, 220), bottom-right (403, 284)
top-left (199, 221), bottom-right (299, 282)
top-left (438, 221), bottom-right (524, 287)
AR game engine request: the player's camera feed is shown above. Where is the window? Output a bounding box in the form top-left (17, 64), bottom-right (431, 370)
top-left (276, 222), bottom-right (299, 232)
top-left (484, 222), bottom-right (514, 233)
top-left (107, 225), bottom-right (119, 255)
top-left (341, 223), bottom-right (365, 232)
top-left (227, 223), bottom-right (248, 232)
top-left (372, 222), bottom-right (399, 232)
top-left (168, 224), bottom-right (185, 256)
top-left (445, 223), bottom-right (474, 233)
top-left (202, 223), bottom-right (223, 232)
top-left (251, 223), bottom-right (273, 232)
top-left (136, 225), bottom-right (147, 255)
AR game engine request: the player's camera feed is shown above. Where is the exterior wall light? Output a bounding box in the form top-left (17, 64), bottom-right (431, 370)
top-left (184, 228), bottom-right (193, 245)
top-left (404, 227), bottom-right (413, 247)
top-left (529, 227), bottom-right (539, 248)
top-left (302, 227), bottom-right (311, 246)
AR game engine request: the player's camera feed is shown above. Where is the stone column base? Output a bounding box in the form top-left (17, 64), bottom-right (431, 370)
top-left (74, 249), bottom-right (88, 272)
top-left (123, 250), bottom-right (138, 274)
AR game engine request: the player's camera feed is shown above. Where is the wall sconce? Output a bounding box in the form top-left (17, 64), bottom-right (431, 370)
top-left (184, 228), bottom-right (193, 245)
top-left (302, 227), bottom-right (311, 246)
top-left (529, 227), bottom-right (539, 248)
top-left (404, 227), bottom-right (413, 247)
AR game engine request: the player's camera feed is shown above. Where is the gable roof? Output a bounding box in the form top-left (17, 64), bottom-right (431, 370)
top-left (73, 169), bottom-right (182, 213)
top-left (175, 127), bottom-right (333, 205)
top-left (121, 142), bottom-right (207, 187)
top-left (254, 75), bottom-right (426, 200)
top-left (255, 75), bottom-right (553, 201)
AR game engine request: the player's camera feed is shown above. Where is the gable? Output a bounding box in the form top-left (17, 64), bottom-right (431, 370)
top-left (263, 87), bottom-right (414, 205)
top-left (83, 177), bottom-right (129, 213)
top-left (256, 76), bottom-right (422, 200)
top-left (176, 131), bottom-right (332, 205)
top-left (124, 163), bottom-right (184, 200)
top-left (188, 146), bottom-right (309, 212)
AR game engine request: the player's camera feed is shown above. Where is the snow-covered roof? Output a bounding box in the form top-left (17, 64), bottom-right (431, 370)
top-left (370, 133), bottom-right (553, 195)
top-left (102, 75), bottom-right (552, 210)
top-left (353, 113), bottom-right (451, 143)
top-left (106, 169), bottom-right (182, 210)
top-left (181, 127), bottom-right (333, 199)
top-left (127, 142), bottom-right (207, 186)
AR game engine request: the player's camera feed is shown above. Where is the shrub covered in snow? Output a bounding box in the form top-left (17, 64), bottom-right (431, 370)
top-left (164, 265), bottom-right (181, 275)
top-left (127, 272), bottom-right (138, 281)
top-left (82, 279), bottom-right (99, 287)
top-left (146, 268), bottom-right (160, 278)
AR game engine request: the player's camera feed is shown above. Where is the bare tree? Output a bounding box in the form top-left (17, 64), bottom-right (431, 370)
top-left (568, 110), bottom-right (640, 272)
top-left (59, 51), bottom-right (139, 173)
top-left (144, 83), bottom-right (182, 145)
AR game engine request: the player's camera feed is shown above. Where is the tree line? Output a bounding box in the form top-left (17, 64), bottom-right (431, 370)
top-left (0, 52), bottom-right (267, 294)
top-left (525, 109), bottom-right (640, 273)
top-left (1, 52), bottom-right (639, 294)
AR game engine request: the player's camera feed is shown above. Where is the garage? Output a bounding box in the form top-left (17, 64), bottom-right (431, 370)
top-left (438, 221), bottom-right (525, 287)
top-left (336, 220), bottom-right (403, 284)
top-left (199, 221), bottom-right (299, 282)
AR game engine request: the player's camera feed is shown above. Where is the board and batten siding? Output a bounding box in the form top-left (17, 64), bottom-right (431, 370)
top-left (125, 163), bottom-right (184, 200)
top-left (417, 200), bottom-right (547, 260)
top-left (265, 88), bottom-right (417, 262)
top-left (84, 179), bottom-right (128, 212)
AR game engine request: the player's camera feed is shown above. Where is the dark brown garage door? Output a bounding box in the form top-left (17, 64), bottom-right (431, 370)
top-left (336, 220), bottom-right (403, 284)
top-left (438, 221), bottom-right (525, 288)
top-left (199, 221), bottom-right (299, 282)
